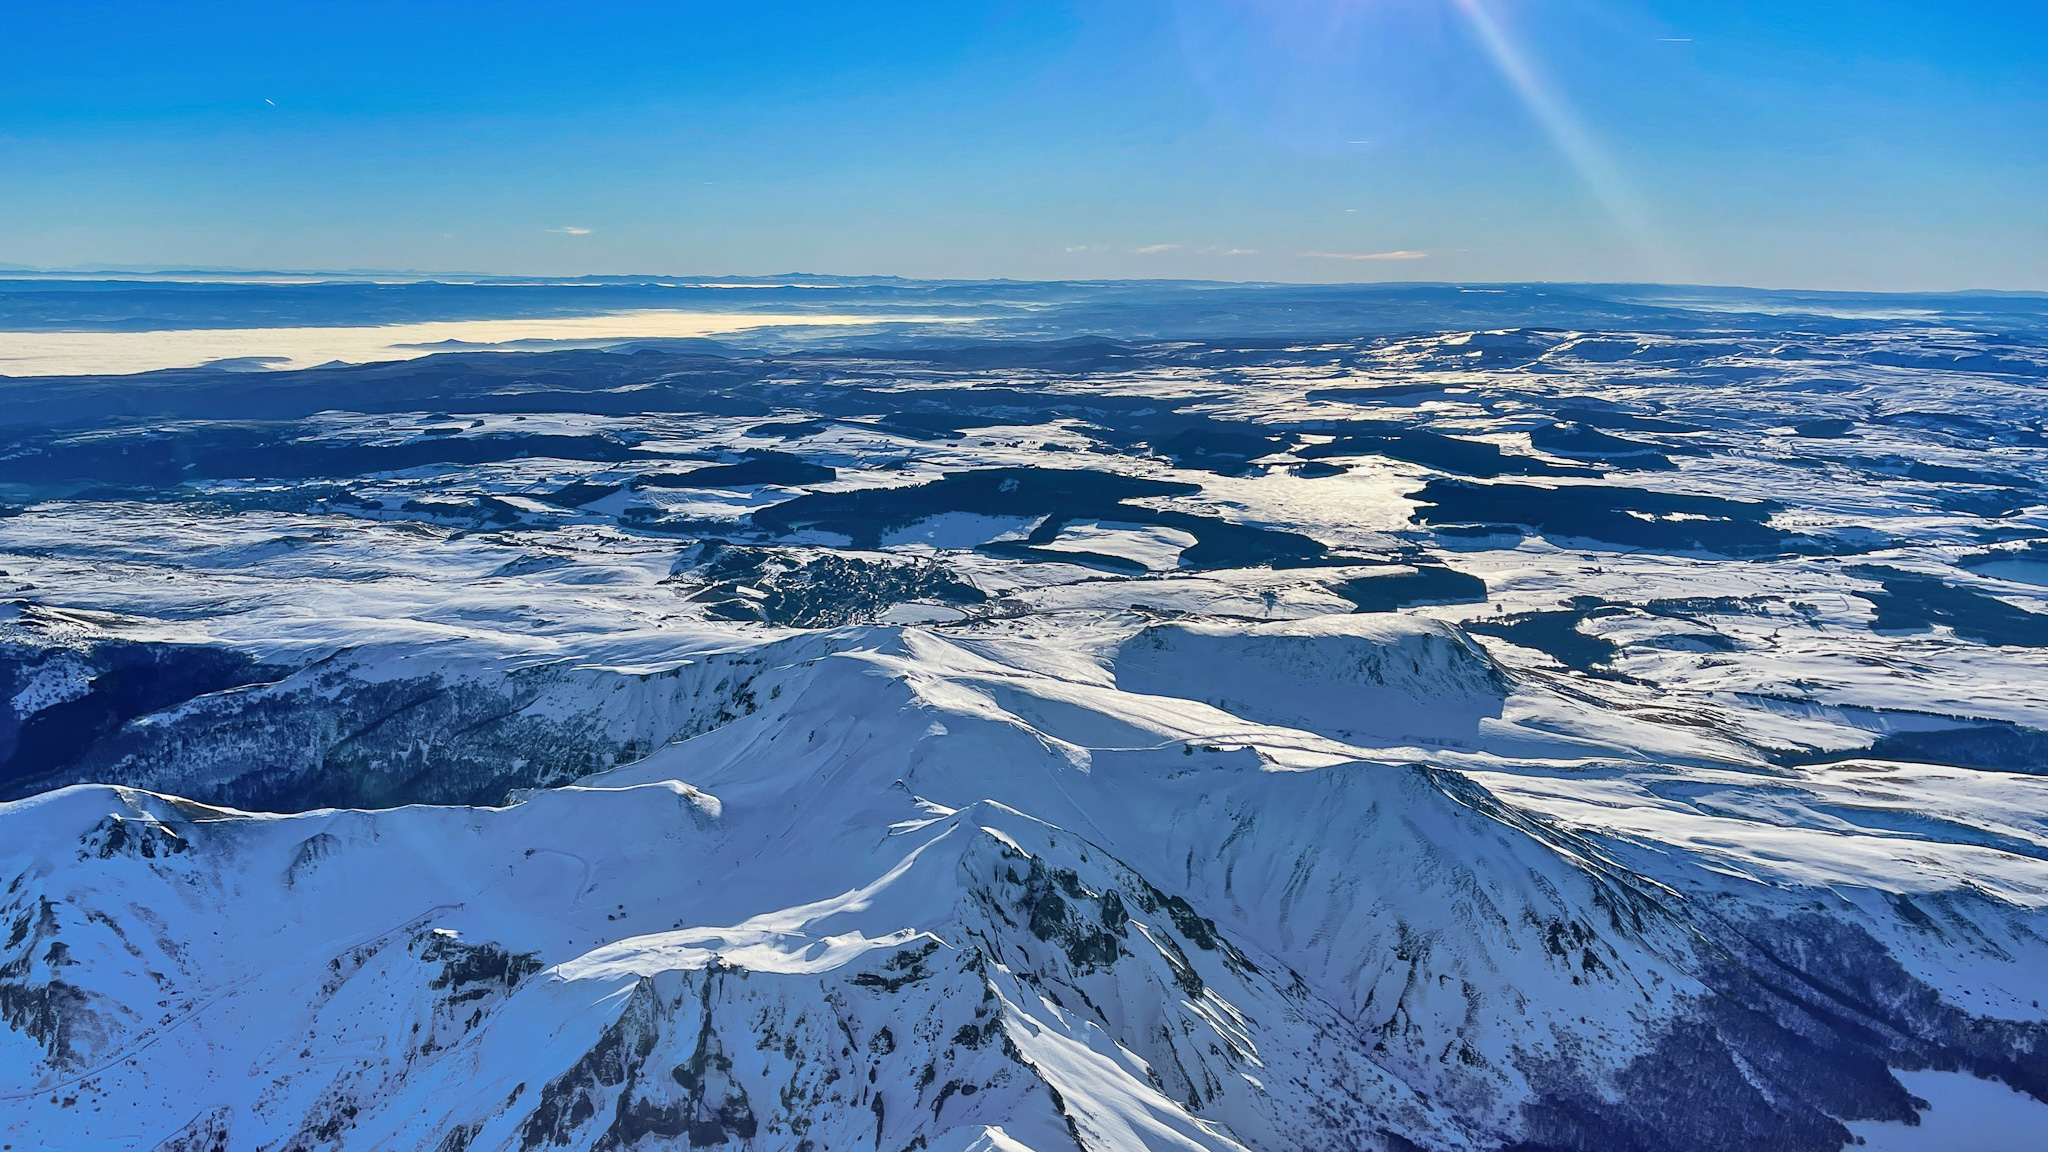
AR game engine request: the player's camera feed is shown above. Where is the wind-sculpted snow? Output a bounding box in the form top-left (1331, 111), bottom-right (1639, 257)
top-left (2, 279), bottom-right (2048, 1150)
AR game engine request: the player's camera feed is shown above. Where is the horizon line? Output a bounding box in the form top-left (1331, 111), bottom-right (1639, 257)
top-left (0, 267), bottom-right (2041, 299)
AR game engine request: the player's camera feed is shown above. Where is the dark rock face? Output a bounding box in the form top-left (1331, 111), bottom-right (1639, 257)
top-left (81, 813), bottom-right (190, 859)
top-left (507, 951), bottom-right (1033, 1152)
top-left (424, 934), bottom-right (545, 996)
top-left (676, 542), bottom-right (987, 627)
top-left (0, 891), bottom-right (115, 1071)
top-left (481, 812), bottom-right (2048, 1152)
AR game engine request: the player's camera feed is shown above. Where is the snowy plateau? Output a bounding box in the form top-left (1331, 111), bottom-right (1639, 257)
top-left (2, 278), bottom-right (2048, 1152)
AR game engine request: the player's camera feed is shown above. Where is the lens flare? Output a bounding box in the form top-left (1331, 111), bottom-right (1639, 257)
top-left (1174, 0), bottom-right (1680, 277)
top-left (1173, 0), bottom-right (1482, 155)
top-left (1449, 0), bottom-right (1679, 277)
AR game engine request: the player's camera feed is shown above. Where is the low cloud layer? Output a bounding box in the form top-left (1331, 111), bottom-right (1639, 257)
top-left (1303, 250), bottom-right (1429, 261)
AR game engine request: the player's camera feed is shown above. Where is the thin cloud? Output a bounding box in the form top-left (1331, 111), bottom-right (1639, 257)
top-left (1128, 243), bottom-right (1180, 255)
top-left (548, 226), bottom-right (592, 235)
top-left (1303, 249), bottom-right (1429, 261)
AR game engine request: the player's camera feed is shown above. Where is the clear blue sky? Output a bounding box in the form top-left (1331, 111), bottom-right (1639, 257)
top-left (2, 0), bottom-right (2042, 290)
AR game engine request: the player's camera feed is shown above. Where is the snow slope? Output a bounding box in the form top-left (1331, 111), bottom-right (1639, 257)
top-left (2, 280), bottom-right (2047, 1151)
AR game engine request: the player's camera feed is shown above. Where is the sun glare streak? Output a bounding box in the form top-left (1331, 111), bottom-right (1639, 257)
top-left (1449, 0), bottom-right (1680, 278)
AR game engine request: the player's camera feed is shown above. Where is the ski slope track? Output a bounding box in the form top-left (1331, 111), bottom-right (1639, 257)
top-left (2, 279), bottom-right (2048, 1151)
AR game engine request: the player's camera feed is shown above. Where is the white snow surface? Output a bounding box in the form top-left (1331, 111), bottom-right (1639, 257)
top-left (3, 301), bottom-right (2048, 1151)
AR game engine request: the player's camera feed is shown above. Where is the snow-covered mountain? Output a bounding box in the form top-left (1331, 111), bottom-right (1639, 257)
top-left (3, 279), bottom-right (2047, 1151)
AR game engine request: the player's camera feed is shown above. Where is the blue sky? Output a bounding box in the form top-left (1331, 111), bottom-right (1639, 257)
top-left (1, 0), bottom-right (2042, 289)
